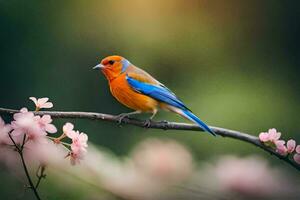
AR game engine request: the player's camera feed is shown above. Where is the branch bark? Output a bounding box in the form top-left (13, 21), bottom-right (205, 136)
top-left (1, 107), bottom-right (299, 171)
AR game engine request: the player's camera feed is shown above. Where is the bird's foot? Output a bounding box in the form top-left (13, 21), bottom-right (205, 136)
top-left (160, 120), bottom-right (169, 130)
top-left (143, 119), bottom-right (153, 128)
top-left (116, 113), bottom-right (129, 125)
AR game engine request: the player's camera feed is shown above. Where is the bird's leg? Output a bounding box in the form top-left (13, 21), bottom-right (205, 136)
top-left (143, 109), bottom-right (157, 128)
top-left (116, 110), bottom-right (142, 124)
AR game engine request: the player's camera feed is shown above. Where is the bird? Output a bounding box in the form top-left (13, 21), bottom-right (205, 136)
top-left (93, 55), bottom-right (215, 136)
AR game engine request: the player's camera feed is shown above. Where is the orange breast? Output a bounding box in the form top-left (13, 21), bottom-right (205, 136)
top-left (109, 74), bottom-right (158, 112)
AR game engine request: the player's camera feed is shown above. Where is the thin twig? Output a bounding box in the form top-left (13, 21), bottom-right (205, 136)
top-left (20, 133), bottom-right (27, 150)
top-left (8, 132), bottom-right (21, 152)
top-left (35, 165), bottom-right (46, 189)
top-left (7, 133), bottom-right (41, 200)
top-left (47, 136), bottom-right (71, 147)
top-left (1, 107), bottom-right (299, 171)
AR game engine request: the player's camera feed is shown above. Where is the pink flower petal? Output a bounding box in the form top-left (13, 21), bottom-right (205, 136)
top-left (275, 140), bottom-right (285, 146)
top-left (296, 145), bottom-right (300, 154)
top-left (67, 130), bottom-right (77, 139)
top-left (46, 124), bottom-right (57, 133)
top-left (20, 107), bottom-right (28, 113)
top-left (41, 115), bottom-right (52, 123)
top-left (259, 132), bottom-right (269, 142)
top-left (63, 122), bottom-right (74, 133)
top-left (293, 154), bottom-right (300, 164)
top-left (30, 97), bottom-right (53, 109)
top-left (29, 97), bottom-right (38, 105)
top-left (275, 140), bottom-right (287, 156)
top-left (11, 128), bottom-right (23, 136)
top-left (63, 123), bottom-right (77, 138)
top-left (68, 131), bottom-right (88, 165)
top-left (37, 98), bottom-right (49, 105)
top-left (268, 128), bottom-right (277, 135)
top-left (41, 102), bottom-right (53, 109)
top-left (268, 128), bottom-right (281, 142)
top-left (79, 132), bottom-right (88, 141)
top-left (287, 139), bottom-right (296, 153)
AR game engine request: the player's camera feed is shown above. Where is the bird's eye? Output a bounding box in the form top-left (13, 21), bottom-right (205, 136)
top-left (108, 60), bottom-right (115, 65)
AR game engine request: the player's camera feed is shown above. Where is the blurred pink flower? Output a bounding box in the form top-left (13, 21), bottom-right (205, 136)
top-left (296, 145), bottom-right (300, 154)
top-left (35, 115), bottom-right (57, 134)
top-left (293, 145), bottom-right (300, 164)
top-left (275, 140), bottom-right (288, 156)
top-left (95, 139), bottom-right (194, 199)
top-left (69, 149), bottom-right (86, 165)
top-left (131, 138), bottom-right (193, 182)
top-left (213, 156), bottom-right (284, 197)
top-left (11, 108), bottom-right (45, 141)
top-left (294, 154), bottom-right (300, 164)
top-left (24, 137), bottom-right (67, 166)
top-left (0, 145), bottom-right (20, 170)
top-left (286, 139), bottom-right (296, 153)
top-left (63, 122), bottom-right (76, 138)
top-left (0, 116), bottom-right (22, 169)
top-left (0, 116), bottom-right (12, 145)
top-left (29, 97), bottom-right (53, 110)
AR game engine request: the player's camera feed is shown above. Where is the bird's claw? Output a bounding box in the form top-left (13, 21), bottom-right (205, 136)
top-left (143, 119), bottom-right (152, 128)
top-left (116, 114), bottom-right (128, 125)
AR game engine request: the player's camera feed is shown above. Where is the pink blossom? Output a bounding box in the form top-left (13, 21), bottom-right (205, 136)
top-left (131, 138), bottom-right (193, 182)
top-left (259, 132), bottom-right (269, 142)
top-left (29, 97), bottom-right (53, 110)
top-left (293, 145), bottom-right (300, 164)
top-left (11, 108), bottom-right (45, 141)
top-left (0, 117), bottom-right (12, 145)
top-left (63, 122), bottom-right (76, 138)
top-left (275, 139), bottom-right (296, 156)
top-left (24, 137), bottom-right (64, 166)
top-left (35, 115), bottom-right (57, 134)
top-left (275, 140), bottom-right (287, 156)
top-left (0, 145), bottom-right (20, 170)
top-left (268, 128), bottom-right (281, 142)
top-left (1, 115), bottom-right (22, 168)
top-left (69, 131), bottom-right (88, 165)
top-left (296, 145), bottom-right (300, 154)
top-left (286, 139), bottom-right (296, 153)
top-left (259, 128), bottom-right (281, 143)
top-left (69, 149), bottom-right (86, 165)
top-left (70, 131), bottom-right (88, 149)
top-left (294, 154), bottom-right (300, 164)
top-left (213, 156), bottom-right (284, 197)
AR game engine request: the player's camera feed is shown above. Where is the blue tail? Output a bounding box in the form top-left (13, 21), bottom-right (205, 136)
top-left (181, 110), bottom-right (216, 136)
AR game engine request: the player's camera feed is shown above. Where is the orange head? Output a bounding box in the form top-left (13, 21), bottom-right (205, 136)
top-left (93, 55), bottom-right (132, 81)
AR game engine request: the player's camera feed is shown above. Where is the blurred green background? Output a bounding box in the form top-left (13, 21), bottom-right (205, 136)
top-left (0, 0), bottom-right (299, 199)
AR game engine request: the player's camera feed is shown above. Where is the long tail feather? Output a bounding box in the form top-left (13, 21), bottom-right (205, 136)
top-left (181, 110), bottom-right (216, 136)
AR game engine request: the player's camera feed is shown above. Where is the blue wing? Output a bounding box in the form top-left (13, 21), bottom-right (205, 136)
top-left (126, 75), bottom-right (190, 111)
top-left (126, 74), bottom-right (215, 136)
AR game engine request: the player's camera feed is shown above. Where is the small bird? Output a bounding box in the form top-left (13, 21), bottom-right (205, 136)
top-left (93, 55), bottom-right (215, 136)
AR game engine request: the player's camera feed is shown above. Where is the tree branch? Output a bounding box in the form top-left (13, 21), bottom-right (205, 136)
top-left (1, 107), bottom-right (299, 171)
